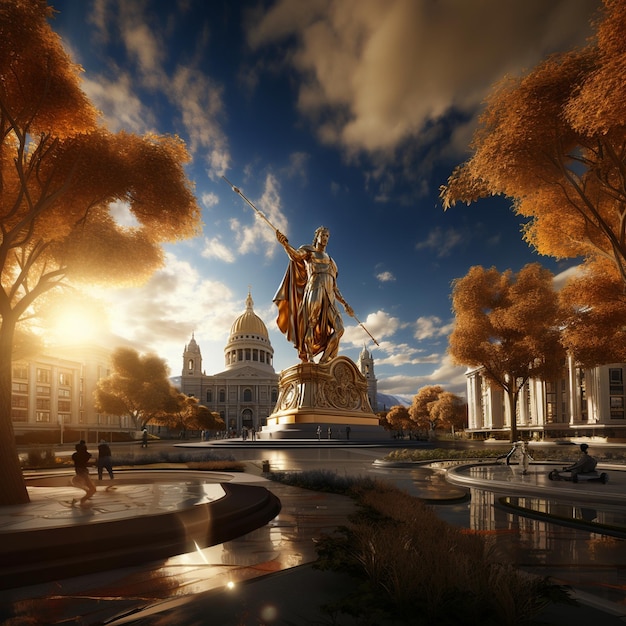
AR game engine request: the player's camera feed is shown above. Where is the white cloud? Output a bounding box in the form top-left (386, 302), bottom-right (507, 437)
top-left (249, 0), bottom-right (597, 159)
top-left (89, 253), bottom-right (244, 375)
top-left (233, 173), bottom-right (289, 258)
top-left (109, 200), bottom-right (140, 228)
top-left (415, 227), bottom-right (464, 258)
top-left (201, 237), bottom-right (236, 263)
top-left (82, 73), bottom-right (155, 133)
top-left (375, 344), bottom-right (440, 367)
top-left (376, 271), bottom-right (395, 283)
top-left (342, 310), bottom-right (403, 347)
top-left (83, 0), bottom-right (231, 177)
top-left (116, 1), bottom-right (166, 89)
top-left (553, 264), bottom-right (582, 291)
top-left (202, 192), bottom-right (220, 208)
top-left (171, 65), bottom-right (230, 176)
top-left (414, 315), bottom-right (454, 341)
top-left (378, 355), bottom-right (468, 397)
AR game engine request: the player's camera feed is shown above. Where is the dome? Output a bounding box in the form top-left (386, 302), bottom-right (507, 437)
top-left (229, 292), bottom-right (269, 339)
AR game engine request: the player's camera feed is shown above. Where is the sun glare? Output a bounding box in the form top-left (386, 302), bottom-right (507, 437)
top-left (46, 297), bottom-right (109, 346)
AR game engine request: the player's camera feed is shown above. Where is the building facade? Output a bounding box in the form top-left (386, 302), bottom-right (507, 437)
top-left (11, 293), bottom-right (380, 441)
top-left (179, 293), bottom-right (280, 434)
top-left (466, 357), bottom-right (626, 440)
top-left (11, 343), bottom-right (126, 442)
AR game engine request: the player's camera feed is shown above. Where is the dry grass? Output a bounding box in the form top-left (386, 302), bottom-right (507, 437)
top-left (277, 472), bottom-right (573, 625)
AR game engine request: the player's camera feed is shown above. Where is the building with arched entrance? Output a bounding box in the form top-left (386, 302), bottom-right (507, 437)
top-left (178, 292), bottom-right (279, 435)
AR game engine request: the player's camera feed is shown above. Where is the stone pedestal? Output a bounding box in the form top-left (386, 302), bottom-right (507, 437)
top-left (259, 356), bottom-right (385, 440)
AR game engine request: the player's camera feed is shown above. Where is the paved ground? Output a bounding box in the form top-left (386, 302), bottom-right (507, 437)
top-left (1, 441), bottom-right (626, 624)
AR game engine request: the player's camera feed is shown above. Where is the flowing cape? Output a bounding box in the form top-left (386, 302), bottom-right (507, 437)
top-left (273, 256), bottom-right (308, 358)
top-left (273, 250), bottom-right (339, 360)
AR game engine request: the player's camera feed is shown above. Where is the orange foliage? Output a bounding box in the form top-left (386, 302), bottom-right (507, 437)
top-left (449, 264), bottom-right (565, 440)
top-left (408, 385), bottom-right (466, 433)
top-left (386, 405), bottom-right (412, 432)
top-left (559, 259), bottom-right (626, 368)
top-left (441, 1), bottom-right (626, 288)
top-left (0, 0), bottom-right (202, 504)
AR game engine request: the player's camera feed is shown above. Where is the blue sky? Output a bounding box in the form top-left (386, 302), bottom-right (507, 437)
top-left (47, 0), bottom-right (601, 401)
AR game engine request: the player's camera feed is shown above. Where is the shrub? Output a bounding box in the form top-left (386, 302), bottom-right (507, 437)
top-left (25, 448), bottom-right (57, 468)
top-left (272, 470), bottom-right (573, 625)
top-left (383, 447), bottom-right (626, 464)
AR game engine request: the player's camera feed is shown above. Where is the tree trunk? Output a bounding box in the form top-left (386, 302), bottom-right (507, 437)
top-left (0, 322), bottom-right (30, 505)
top-left (506, 389), bottom-right (518, 443)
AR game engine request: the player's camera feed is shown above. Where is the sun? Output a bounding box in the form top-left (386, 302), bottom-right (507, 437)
top-left (45, 294), bottom-right (109, 346)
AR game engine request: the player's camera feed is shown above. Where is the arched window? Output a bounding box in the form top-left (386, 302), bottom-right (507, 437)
top-left (271, 388), bottom-right (278, 403)
top-left (187, 359), bottom-right (194, 371)
top-left (243, 388), bottom-right (252, 402)
top-left (207, 390), bottom-right (212, 403)
top-left (219, 389), bottom-right (225, 403)
top-left (242, 408), bottom-right (253, 428)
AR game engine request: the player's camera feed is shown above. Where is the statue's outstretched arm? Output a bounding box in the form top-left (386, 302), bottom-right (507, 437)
top-left (276, 231), bottom-right (307, 262)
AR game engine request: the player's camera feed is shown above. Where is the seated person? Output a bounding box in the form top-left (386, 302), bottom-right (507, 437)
top-left (564, 443), bottom-right (597, 476)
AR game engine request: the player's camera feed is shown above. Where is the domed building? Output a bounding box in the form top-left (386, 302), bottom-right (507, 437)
top-left (180, 292), bottom-right (279, 435)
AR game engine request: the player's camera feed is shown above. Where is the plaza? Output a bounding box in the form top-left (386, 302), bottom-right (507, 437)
top-left (1, 439), bottom-right (626, 624)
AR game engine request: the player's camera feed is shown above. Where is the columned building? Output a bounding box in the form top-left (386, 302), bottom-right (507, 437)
top-left (466, 357), bottom-right (626, 440)
top-left (180, 293), bottom-right (279, 434)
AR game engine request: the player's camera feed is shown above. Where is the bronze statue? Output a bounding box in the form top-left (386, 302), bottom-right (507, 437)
top-left (274, 227), bottom-right (353, 363)
top-left (222, 176), bottom-right (378, 360)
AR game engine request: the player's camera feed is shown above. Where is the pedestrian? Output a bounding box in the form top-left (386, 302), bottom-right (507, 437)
top-left (346, 426), bottom-right (351, 440)
top-left (251, 426), bottom-right (256, 441)
top-left (141, 428), bottom-right (148, 448)
top-left (97, 439), bottom-right (114, 482)
top-left (328, 426), bottom-right (332, 439)
top-left (564, 443), bottom-right (598, 477)
top-left (317, 425), bottom-right (321, 441)
top-left (71, 441), bottom-right (96, 507)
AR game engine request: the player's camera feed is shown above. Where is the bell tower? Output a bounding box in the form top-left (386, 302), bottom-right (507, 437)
top-left (358, 345), bottom-right (378, 412)
top-left (182, 333), bottom-right (202, 377)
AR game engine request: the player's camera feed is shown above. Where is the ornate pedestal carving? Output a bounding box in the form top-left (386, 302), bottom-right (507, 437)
top-left (260, 357), bottom-right (384, 439)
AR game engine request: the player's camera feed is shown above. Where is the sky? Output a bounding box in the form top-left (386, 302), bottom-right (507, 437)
top-left (45, 0), bottom-right (602, 402)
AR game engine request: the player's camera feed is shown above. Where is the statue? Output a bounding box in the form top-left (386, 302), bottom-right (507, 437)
top-left (222, 176), bottom-right (378, 361)
top-left (222, 177), bottom-right (384, 439)
top-left (274, 227), bottom-right (353, 363)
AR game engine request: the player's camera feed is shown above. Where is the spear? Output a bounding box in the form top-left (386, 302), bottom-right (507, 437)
top-left (222, 175), bottom-right (278, 232)
top-left (223, 175), bottom-right (380, 347)
top-left (352, 312), bottom-right (380, 346)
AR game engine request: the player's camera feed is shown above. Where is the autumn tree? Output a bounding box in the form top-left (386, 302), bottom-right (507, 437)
top-left (429, 391), bottom-right (467, 437)
top-left (151, 393), bottom-right (225, 434)
top-left (189, 404), bottom-right (225, 433)
top-left (409, 386), bottom-right (445, 438)
top-left (449, 264), bottom-right (565, 442)
top-left (95, 348), bottom-right (181, 431)
top-left (559, 258), bottom-right (626, 368)
top-left (385, 405), bottom-right (412, 436)
top-left (0, 1), bottom-right (201, 504)
top-left (441, 1), bottom-right (626, 292)
top-left (409, 385), bottom-right (466, 439)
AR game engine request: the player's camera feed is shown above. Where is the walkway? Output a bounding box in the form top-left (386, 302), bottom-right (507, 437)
top-left (1, 443), bottom-right (626, 624)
